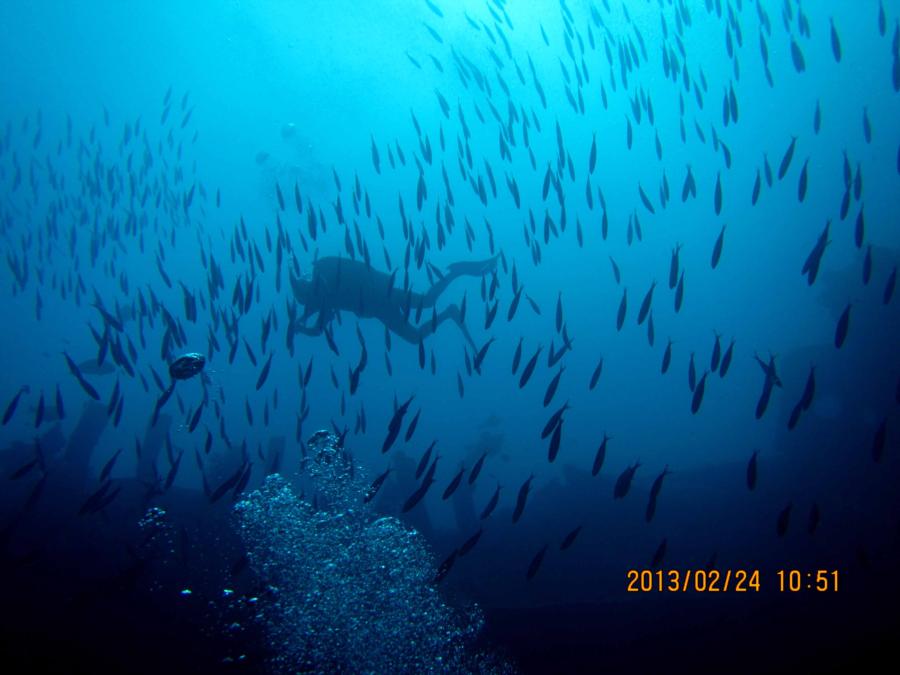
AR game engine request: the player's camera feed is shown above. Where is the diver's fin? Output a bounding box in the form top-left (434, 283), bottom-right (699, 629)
top-left (445, 255), bottom-right (498, 277)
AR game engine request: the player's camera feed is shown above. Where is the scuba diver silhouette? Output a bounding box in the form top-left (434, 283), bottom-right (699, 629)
top-left (289, 255), bottom-right (497, 348)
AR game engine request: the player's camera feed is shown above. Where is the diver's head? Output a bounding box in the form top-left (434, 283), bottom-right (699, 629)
top-left (290, 271), bottom-right (313, 303)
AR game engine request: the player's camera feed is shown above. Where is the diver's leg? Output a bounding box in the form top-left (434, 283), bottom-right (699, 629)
top-left (435, 303), bottom-right (476, 349)
top-left (421, 255), bottom-right (498, 307)
top-left (383, 303), bottom-right (476, 350)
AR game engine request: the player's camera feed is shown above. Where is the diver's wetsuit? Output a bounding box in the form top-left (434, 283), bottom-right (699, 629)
top-left (290, 256), bottom-right (497, 348)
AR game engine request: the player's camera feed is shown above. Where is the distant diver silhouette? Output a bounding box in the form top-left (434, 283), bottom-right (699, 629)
top-left (289, 255), bottom-right (497, 348)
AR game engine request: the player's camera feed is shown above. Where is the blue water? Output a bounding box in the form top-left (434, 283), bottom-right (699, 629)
top-left (0, 1), bottom-right (898, 672)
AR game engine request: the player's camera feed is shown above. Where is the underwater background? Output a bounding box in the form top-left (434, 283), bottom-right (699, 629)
top-left (0, 0), bottom-right (898, 672)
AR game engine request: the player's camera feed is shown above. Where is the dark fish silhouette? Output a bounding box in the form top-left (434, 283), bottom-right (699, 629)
top-left (808, 503), bottom-right (821, 535)
top-left (468, 451), bottom-right (487, 485)
top-left (542, 401), bottom-right (570, 439)
top-left (256, 353), bottom-right (274, 390)
top-left (691, 371), bottom-right (708, 414)
top-left (637, 281), bottom-right (655, 325)
top-left (589, 358), bottom-right (603, 390)
top-left (719, 340), bottom-right (735, 377)
top-left (442, 466), bottom-right (466, 500)
top-left (99, 449), bottom-right (122, 483)
top-left (63, 352), bottom-right (100, 400)
top-left (559, 525), bottom-right (582, 551)
top-left (525, 544), bottom-right (548, 581)
top-left (381, 395), bottom-right (415, 453)
top-left (776, 503), bottom-right (792, 537)
top-left (651, 539), bottom-right (667, 568)
top-left (613, 462), bottom-right (640, 499)
top-left (3, 386), bottom-right (28, 426)
top-left (364, 466), bottom-right (391, 503)
top-left (518, 345), bottom-right (543, 388)
top-left (458, 528), bottom-right (483, 557)
top-left (543, 366), bottom-right (564, 407)
top-left (547, 419), bottom-right (563, 462)
top-left (511, 337), bottom-right (523, 374)
top-left (415, 441), bottom-right (436, 480)
top-left (480, 483), bottom-right (501, 520)
top-left (433, 549), bottom-right (457, 583)
top-left (834, 304), bottom-right (851, 348)
top-left (711, 225), bottom-right (726, 269)
top-left (402, 477), bottom-right (434, 513)
top-left (778, 136), bottom-right (797, 179)
top-left (512, 474), bottom-right (534, 523)
top-left (616, 288), bottom-right (627, 330)
top-left (592, 433), bottom-right (611, 476)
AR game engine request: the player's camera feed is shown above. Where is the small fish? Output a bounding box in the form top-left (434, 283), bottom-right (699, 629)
top-left (776, 503), bottom-right (792, 537)
top-left (458, 528), bottom-right (483, 557)
top-left (99, 449), bottom-right (122, 483)
top-left (473, 338), bottom-right (496, 373)
top-left (799, 366), bottom-right (816, 410)
top-left (404, 409), bottom-right (421, 442)
top-left (589, 358), bottom-right (603, 390)
top-left (78, 480), bottom-right (113, 516)
top-left (834, 303), bottom-right (851, 349)
top-left (55, 385), bottom-right (65, 420)
top-left (9, 458), bottom-right (38, 481)
top-left (402, 477), bottom-right (434, 513)
top-left (668, 244), bottom-right (682, 289)
top-left (209, 463), bottom-right (246, 503)
top-left (541, 401), bottom-right (570, 439)
top-left (711, 225), bottom-right (726, 269)
top-left (543, 367), bottom-right (564, 407)
top-left (164, 452), bottom-right (183, 492)
top-left (808, 503), bottom-right (821, 535)
top-left (714, 172), bottom-right (723, 215)
top-left (691, 371), bottom-right (709, 414)
top-left (592, 433), bottom-right (611, 476)
top-left (468, 452), bottom-right (487, 485)
top-left (188, 404), bottom-right (203, 433)
top-left (525, 544), bottom-right (548, 581)
top-left (512, 474), bottom-right (534, 523)
top-left (609, 256), bottom-right (621, 284)
top-left (63, 352), bottom-right (100, 400)
top-left (719, 340), bottom-right (735, 377)
top-left (747, 450), bottom-right (758, 490)
top-left (364, 466), bottom-right (391, 503)
top-left (651, 539), bottom-right (667, 568)
top-left (415, 441), bottom-right (436, 480)
top-left (661, 339), bottom-right (673, 374)
top-left (256, 353), bottom-right (274, 391)
top-left (433, 549), bottom-right (457, 583)
top-left (518, 346), bottom-right (543, 388)
top-left (442, 466), bottom-right (466, 500)
top-left (559, 525), bottom-right (582, 551)
top-left (547, 419), bottom-right (563, 462)
top-left (830, 19), bottom-right (842, 62)
top-left (637, 281), bottom-right (656, 325)
top-left (34, 392), bottom-right (44, 428)
top-left (382, 395), bottom-right (415, 453)
top-left (778, 136), bottom-right (797, 179)
top-left (3, 386), bottom-right (28, 426)
top-left (613, 462), bottom-right (640, 499)
top-left (511, 337), bottom-right (524, 374)
top-left (480, 483), bottom-right (502, 520)
top-left (616, 288), bottom-right (627, 330)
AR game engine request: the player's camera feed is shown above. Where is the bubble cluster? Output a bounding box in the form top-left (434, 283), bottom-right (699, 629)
top-left (233, 432), bottom-right (513, 673)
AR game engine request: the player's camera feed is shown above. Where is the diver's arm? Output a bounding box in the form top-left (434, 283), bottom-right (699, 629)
top-left (293, 321), bottom-right (325, 337)
top-left (293, 309), bottom-right (333, 337)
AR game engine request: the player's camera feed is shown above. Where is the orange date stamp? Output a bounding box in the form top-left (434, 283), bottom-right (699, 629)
top-left (626, 569), bottom-right (840, 593)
